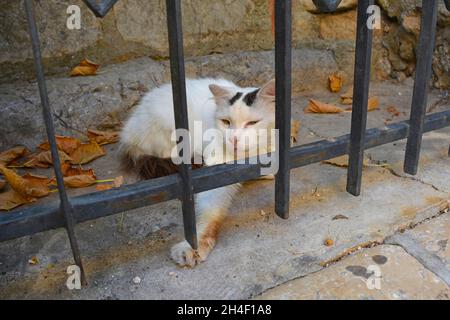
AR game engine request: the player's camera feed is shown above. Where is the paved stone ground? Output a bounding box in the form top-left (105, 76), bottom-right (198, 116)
top-left (0, 80), bottom-right (449, 300)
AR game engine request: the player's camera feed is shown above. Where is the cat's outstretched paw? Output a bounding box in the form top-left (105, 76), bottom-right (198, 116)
top-left (170, 240), bottom-right (204, 267)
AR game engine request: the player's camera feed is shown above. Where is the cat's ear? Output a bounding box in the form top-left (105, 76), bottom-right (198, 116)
top-left (209, 84), bottom-right (232, 98)
top-left (258, 79), bottom-right (276, 101)
top-left (209, 84), bottom-right (233, 105)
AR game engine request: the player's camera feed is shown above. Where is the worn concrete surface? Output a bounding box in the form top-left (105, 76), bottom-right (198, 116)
top-left (0, 81), bottom-right (449, 300)
top-left (256, 244), bottom-right (450, 300)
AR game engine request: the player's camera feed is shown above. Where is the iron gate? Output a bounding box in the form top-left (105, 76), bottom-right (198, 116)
top-left (0, 0), bottom-right (449, 285)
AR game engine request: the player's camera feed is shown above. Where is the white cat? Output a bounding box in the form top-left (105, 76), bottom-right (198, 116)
top-left (120, 78), bottom-right (276, 267)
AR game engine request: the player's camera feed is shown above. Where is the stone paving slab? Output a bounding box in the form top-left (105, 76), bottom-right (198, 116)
top-left (386, 212), bottom-right (450, 286)
top-left (255, 245), bottom-right (450, 300)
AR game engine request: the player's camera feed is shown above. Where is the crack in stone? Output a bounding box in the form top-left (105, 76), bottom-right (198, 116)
top-left (384, 166), bottom-right (446, 193)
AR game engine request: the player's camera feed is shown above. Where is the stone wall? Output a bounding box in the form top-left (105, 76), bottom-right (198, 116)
top-left (1, 0), bottom-right (448, 88)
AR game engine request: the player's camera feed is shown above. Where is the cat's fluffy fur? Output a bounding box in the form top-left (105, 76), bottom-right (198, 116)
top-left (120, 78), bottom-right (276, 267)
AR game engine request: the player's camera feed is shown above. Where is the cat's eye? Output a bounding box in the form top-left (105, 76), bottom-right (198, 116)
top-left (220, 119), bottom-right (231, 126)
top-left (245, 120), bottom-right (260, 127)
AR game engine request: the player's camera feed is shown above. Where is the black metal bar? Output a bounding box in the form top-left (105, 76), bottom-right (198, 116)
top-left (274, 0), bottom-right (292, 219)
top-left (165, 0), bottom-right (197, 250)
top-left (82, 0), bottom-right (119, 18)
top-left (404, 0), bottom-right (439, 175)
top-left (346, 0), bottom-right (374, 196)
top-left (23, 0), bottom-right (86, 284)
top-left (2, 110), bottom-right (449, 243)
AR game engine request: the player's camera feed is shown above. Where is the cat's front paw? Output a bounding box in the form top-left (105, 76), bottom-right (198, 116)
top-left (170, 240), bottom-right (203, 267)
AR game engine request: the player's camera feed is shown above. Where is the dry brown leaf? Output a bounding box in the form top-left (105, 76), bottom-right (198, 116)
top-left (24, 150), bottom-right (73, 168)
top-left (368, 97), bottom-right (380, 111)
top-left (38, 136), bottom-right (81, 155)
top-left (28, 257), bottom-right (39, 265)
top-left (387, 106), bottom-right (401, 117)
top-left (64, 167), bottom-right (96, 179)
top-left (341, 97), bottom-right (353, 105)
top-left (22, 173), bottom-right (51, 189)
top-left (95, 184), bottom-right (114, 191)
top-left (0, 165), bottom-right (49, 197)
top-left (0, 189), bottom-right (36, 211)
top-left (328, 74), bottom-right (343, 93)
top-left (0, 146), bottom-right (29, 166)
top-left (63, 174), bottom-right (97, 188)
top-left (96, 176), bottom-right (123, 191)
top-left (87, 129), bottom-right (119, 146)
top-left (290, 119), bottom-right (301, 144)
top-left (70, 58), bottom-right (99, 77)
top-left (340, 86), bottom-right (354, 105)
top-left (50, 174), bottom-right (96, 188)
top-left (324, 239), bottom-right (334, 247)
top-left (343, 97), bottom-right (379, 112)
top-left (305, 99), bottom-right (343, 114)
top-left (69, 141), bottom-right (106, 165)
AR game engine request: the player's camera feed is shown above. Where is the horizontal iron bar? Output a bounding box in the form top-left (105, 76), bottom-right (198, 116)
top-left (1, 110), bottom-right (449, 242)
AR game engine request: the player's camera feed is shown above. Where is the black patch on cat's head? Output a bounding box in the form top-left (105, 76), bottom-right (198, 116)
top-left (243, 89), bottom-right (260, 106)
top-left (229, 92), bottom-right (243, 105)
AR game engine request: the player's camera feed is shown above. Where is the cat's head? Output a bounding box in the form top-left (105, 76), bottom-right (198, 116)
top-left (209, 79), bottom-right (276, 154)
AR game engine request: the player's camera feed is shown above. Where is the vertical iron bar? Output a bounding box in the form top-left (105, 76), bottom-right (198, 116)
top-left (346, 0), bottom-right (374, 196)
top-left (404, 0), bottom-right (438, 175)
top-left (274, 0), bottom-right (292, 219)
top-left (165, 0), bottom-right (197, 249)
top-left (24, 0), bottom-right (86, 284)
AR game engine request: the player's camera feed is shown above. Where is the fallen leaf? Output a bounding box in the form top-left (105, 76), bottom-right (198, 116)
top-left (0, 189), bottom-right (36, 211)
top-left (340, 86), bottom-right (354, 105)
top-left (22, 173), bottom-right (51, 190)
top-left (38, 136), bottom-right (81, 155)
top-left (0, 146), bottom-right (29, 166)
top-left (69, 141), bottom-right (106, 165)
top-left (333, 214), bottom-right (349, 220)
top-left (61, 164), bottom-right (96, 179)
top-left (290, 119), bottom-right (301, 144)
top-left (95, 175), bottom-right (123, 191)
top-left (387, 106), bottom-right (401, 117)
top-left (343, 97), bottom-right (379, 112)
top-left (87, 129), bottom-right (119, 145)
top-left (28, 257), bottom-right (39, 265)
top-left (0, 165), bottom-right (49, 197)
top-left (50, 174), bottom-right (97, 188)
top-left (24, 150), bottom-right (73, 168)
top-left (64, 175), bottom-right (97, 188)
top-left (70, 58), bottom-right (99, 77)
top-left (95, 184), bottom-right (114, 191)
top-left (305, 99), bottom-right (343, 114)
top-left (328, 74), bottom-right (342, 93)
top-left (368, 97), bottom-right (380, 111)
top-left (324, 239), bottom-right (334, 247)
